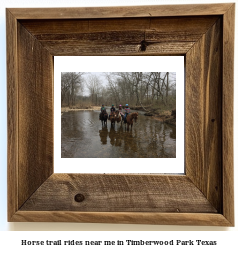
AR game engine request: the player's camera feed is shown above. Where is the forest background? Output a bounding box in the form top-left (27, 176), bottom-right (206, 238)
top-left (61, 72), bottom-right (176, 115)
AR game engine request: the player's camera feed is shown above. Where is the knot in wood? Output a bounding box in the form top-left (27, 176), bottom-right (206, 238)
top-left (140, 40), bottom-right (147, 51)
top-left (74, 193), bottom-right (85, 202)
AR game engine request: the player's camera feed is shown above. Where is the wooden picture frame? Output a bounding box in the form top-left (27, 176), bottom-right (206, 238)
top-left (7, 3), bottom-right (234, 226)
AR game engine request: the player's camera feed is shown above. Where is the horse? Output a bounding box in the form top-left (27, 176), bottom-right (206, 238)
top-left (115, 110), bottom-right (123, 125)
top-left (109, 112), bottom-right (116, 127)
top-left (124, 112), bottom-right (138, 131)
top-left (99, 110), bottom-right (108, 126)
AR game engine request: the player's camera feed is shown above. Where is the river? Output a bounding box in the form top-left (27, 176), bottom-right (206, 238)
top-left (61, 109), bottom-right (176, 158)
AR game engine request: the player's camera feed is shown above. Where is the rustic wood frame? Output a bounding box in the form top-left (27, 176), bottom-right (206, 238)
top-left (7, 4), bottom-right (234, 226)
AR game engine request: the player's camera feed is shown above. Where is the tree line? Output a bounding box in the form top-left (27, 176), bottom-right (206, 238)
top-left (61, 72), bottom-right (176, 110)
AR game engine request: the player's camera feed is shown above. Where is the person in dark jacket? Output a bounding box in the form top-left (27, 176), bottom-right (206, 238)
top-left (109, 104), bottom-right (115, 119)
top-left (99, 104), bottom-right (106, 120)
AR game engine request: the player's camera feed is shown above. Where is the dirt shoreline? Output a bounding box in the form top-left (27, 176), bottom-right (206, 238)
top-left (130, 106), bottom-right (176, 126)
top-left (61, 106), bottom-right (100, 113)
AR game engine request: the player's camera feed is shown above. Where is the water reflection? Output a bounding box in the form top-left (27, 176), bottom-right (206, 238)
top-left (99, 126), bottom-right (108, 145)
top-left (61, 110), bottom-right (176, 158)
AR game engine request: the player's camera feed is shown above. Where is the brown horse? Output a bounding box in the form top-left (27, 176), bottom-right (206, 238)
top-left (115, 110), bottom-right (123, 125)
top-left (125, 112), bottom-right (138, 130)
top-left (109, 112), bottom-right (117, 127)
top-left (99, 110), bottom-right (108, 126)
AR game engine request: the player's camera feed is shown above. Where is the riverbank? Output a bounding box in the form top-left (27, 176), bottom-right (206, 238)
top-left (130, 106), bottom-right (176, 126)
top-left (61, 106), bottom-right (101, 113)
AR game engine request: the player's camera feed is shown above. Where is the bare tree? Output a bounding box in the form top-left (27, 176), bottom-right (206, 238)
top-left (61, 72), bottom-right (84, 106)
top-left (62, 72), bottom-right (176, 109)
top-left (105, 73), bottom-right (122, 106)
top-left (85, 74), bottom-right (102, 105)
top-left (61, 72), bottom-right (70, 104)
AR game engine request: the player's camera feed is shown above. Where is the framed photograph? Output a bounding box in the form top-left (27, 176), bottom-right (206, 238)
top-left (54, 56), bottom-right (184, 174)
top-left (7, 3), bottom-right (234, 225)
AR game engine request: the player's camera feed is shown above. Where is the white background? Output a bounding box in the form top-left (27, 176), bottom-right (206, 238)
top-left (0, 0), bottom-right (237, 252)
top-left (55, 56), bottom-right (184, 173)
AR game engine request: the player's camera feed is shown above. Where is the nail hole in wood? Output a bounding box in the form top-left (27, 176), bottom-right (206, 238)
top-left (74, 193), bottom-right (85, 202)
top-left (211, 119), bottom-right (215, 122)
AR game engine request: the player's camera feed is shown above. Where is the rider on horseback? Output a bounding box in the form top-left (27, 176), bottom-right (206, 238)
top-left (124, 104), bottom-right (130, 122)
top-left (118, 104), bottom-right (124, 117)
top-left (99, 104), bottom-right (107, 120)
top-left (109, 104), bottom-right (116, 119)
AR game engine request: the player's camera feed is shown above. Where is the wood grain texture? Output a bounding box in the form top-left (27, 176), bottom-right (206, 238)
top-left (38, 41), bottom-right (193, 56)
top-left (7, 9), bottom-right (18, 221)
top-left (186, 18), bottom-right (222, 212)
top-left (18, 23), bottom-right (54, 208)
top-left (222, 4), bottom-right (235, 226)
top-left (8, 4), bottom-right (233, 19)
top-left (20, 17), bottom-right (218, 34)
top-left (11, 211), bottom-right (232, 226)
top-left (19, 17), bottom-right (218, 56)
top-left (20, 174), bottom-right (217, 213)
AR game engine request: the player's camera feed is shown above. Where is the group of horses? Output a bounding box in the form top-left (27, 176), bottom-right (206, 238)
top-left (100, 110), bottom-right (138, 131)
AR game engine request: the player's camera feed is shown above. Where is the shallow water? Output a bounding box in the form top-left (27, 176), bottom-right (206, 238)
top-left (61, 110), bottom-right (176, 158)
